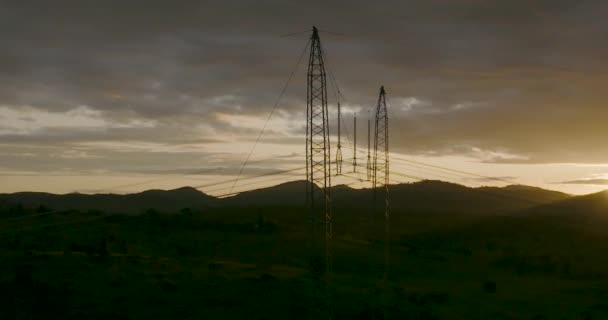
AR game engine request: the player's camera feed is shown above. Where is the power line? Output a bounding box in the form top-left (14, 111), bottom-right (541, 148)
top-left (388, 163), bottom-right (543, 205)
top-left (323, 48), bottom-right (366, 183)
top-left (391, 155), bottom-right (517, 186)
top-left (197, 158), bottom-right (355, 195)
top-left (348, 160), bottom-right (545, 206)
top-left (229, 39), bottom-right (311, 195)
top-left (85, 155), bottom-right (303, 194)
top-left (204, 173), bottom-right (303, 195)
top-left (348, 147), bottom-right (540, 197)
top-left (193, 167), bottom-right (307, 190)
top-left (280, 29), bottom-right (313, 37)
top-left (389, 170), bottom-right (425, 182)
top-left (318, 29), bottom-right (347, 37)
top-left (391, 161), bottom-right (468, 182)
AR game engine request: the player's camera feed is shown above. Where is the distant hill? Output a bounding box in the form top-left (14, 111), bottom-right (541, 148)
top-left (224, 180), bottom-right (570, 213)
top-left (0, 180), bottom-right (570, 214)
top-left (221, 180), bottom-right (314, 207)
top-left (0, 187), bottom-right (218, 213)
top-left (524, 190), bottom-right (608, 222)
top-left (327, 181), bottom-right (567, 213)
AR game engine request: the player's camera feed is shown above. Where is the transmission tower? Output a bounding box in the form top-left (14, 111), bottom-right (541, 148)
top-left (306, 26), bottom-right (332, 318)
top-left (373, 85), bottom-right (390, 284)
top-left (336, 102), bottom-right (343, 175)
top-left (353, 113), bottom-right (358, 173)
top-left (366, 111), bottom-right (372, 181)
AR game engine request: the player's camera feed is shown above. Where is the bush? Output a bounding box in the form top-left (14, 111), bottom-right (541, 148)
top-left (308, 256), bottom-right (325, 279)
top-left (580, 311), bottom-right (592, 320)
top-left (116, 239), bottom-right (128, 254)
top-left (259, 273), bottom-right (277, 281)
top-left (482, 281), bottom-right (497, 293)
top-left (9, 204), bottom-right (24, 215)
top-left (99, 238), bottom-right (109, 257)
top-left (70, 242), bottom-right (97, 254)
top-left (35, 205), bottom-right (52, 213)
top-left (158, 279), bottom-right (178, 292)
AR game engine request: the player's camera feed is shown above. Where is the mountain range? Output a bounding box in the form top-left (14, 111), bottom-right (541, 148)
top-left (0, 180), bottom-right (572, 214)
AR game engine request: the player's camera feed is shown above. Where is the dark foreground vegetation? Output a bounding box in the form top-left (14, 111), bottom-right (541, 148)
top-left (1, 188), bottom-right (608, 319)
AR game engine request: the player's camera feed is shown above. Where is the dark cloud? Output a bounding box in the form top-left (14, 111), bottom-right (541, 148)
top-left (2, 0), bottom-right (608, 179)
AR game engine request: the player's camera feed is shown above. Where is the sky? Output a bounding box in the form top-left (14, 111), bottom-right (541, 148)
top-left (1, 0), bottom-right (608, 196)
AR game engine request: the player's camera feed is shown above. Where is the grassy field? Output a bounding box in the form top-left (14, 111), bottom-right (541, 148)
top-left (0, 205), bottom-right (607, 319)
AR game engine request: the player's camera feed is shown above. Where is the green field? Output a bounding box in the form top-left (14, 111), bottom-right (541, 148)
top-left (1, 204), bottom-right (607, 319)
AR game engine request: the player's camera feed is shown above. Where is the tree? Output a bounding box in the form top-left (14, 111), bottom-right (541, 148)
top-left (98, 237), bottom-right (109, 257)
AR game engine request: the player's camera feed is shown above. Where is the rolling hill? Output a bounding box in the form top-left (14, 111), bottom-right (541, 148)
top-left (0, 187), bottom-right (218, 213)
top-left (0, 180), bottom-right (570, 214)
top-left (224, 179), bottom-right (569, 213)
top-left (524, 189), bottom-right (608, 222)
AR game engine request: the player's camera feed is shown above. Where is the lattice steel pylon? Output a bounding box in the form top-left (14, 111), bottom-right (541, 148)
top-left (353, 113), bottom-right (358, 173)
top-left (373, 85), bottom-right (390, 285)
top-left (335, 102), bottom-right (343, 175)
top-left (306, 27), bottom-right (332, 318)
top-left (366, 111), bottom-right (372, 181)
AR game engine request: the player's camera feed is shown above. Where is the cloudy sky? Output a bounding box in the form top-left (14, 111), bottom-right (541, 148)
top-left (1, 0), bottom-right (608, 195)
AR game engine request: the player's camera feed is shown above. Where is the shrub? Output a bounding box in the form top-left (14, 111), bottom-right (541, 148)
top-left (482, 281), bottom-right (497, 293)
top-left (580, 311), bottom-right (592, 320)
top-left (98, 238), bottom-right (109, 257)
top-left (36, 205), bottom-right (52, 213)
top-left (308, 256), bottom-right (325, 279)
top-left (259, 273), bottom-right (277, 281)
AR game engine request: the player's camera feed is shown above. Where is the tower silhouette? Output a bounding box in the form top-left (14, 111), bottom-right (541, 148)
top-left (336, 102), bottom-right (343, 176)
top-left (353, 113), bottom-right (358, 173)
top-left (306, 26), bottom-right (332, 319)
top-left (373, 85), bottom-right (390, 283)
top-left (366, 111), bottom-right (372, 181)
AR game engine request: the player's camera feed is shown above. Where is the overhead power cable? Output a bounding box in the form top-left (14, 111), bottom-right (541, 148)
top-left (229, 39), bottom-right (311, 195)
